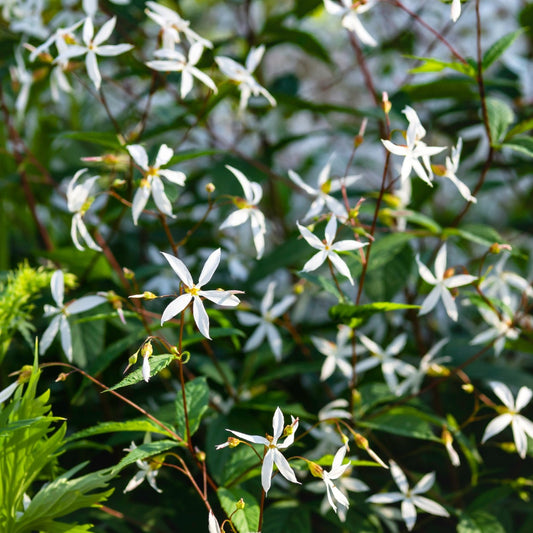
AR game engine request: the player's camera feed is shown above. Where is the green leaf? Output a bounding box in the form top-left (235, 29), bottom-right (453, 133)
top-left (298, 271), bottom-right (343, 301)
top-left (358, 406), bottom-right (443, 442)
top-left (112, 440), bottom-right (181, 473)
top-left (330, 302), bottom-right (420, 327)
top-left (403, 78), bottom-right (477, 100)
top-left (262, 501), bottom-right (311, 533)
top-left (486, 97), bottom-right (515, 146)
top-left (175, 377), bottom-right (210, 441)
top-left (444, 223), bottom-right (503, 248)
top-left (168, 149), bottom-right (222, 165)
top-left (457, 510), bottom-right (506, 533)
top-left (407, 55), bottom-right (475, 77)
top-left (217, 487), bottom-right (260, 533)
top-left (381, 208), bottom-right (442, 234)
top-left (502, 136), bottom-right (533, 158)
top-left (504, 117), bottom-right (533, 140)
top-left (482, 29), bottom-right (525, 70)
top-left (65, 420), bottom-right (174, 443)
top-left (106, 353), bottom-right (176, 391)
top-left (61, 131), bottom-right (123, 150)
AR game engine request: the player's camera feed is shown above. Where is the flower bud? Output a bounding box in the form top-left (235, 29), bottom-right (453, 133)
top-left (236, 498), bottom-right (246, 510)
top-left (18, 365), bottom-right (33, 384)
top-left (381, 91), bottom-right (391, 115)
top-left (461, 383), bottom-right (474, 393)
top-left (123, 268), bottom-right (135, 279)
top-left (205, 182), bottom-right (215, 193)
top-left (141, 340), bottom-right (153, 358)
top-left (307, 461), bottom-right (324, 478)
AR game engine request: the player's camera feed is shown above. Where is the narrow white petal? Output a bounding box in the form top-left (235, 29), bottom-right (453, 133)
top-left (329, 252), bottom-right (354, 284)
top-left (266, 323), bottom-right (283, 360)
top-left (142, 355), bottom-right (151, 382)
top-left (200, 290), bottom-right (240, 307)
top-left (160, 294), bottom-right (192, 324)
top-left (302, 250), bottom-right (328, 272)
top-left (416, 255), bottom-right (437, 285)
top-left (482, 414), bottom-right (513, 443)
top-left (297, 222), bottom-right (325, 250)
top-left (159, 169), bottom-right (186, 186)
top-left (59, 316), bottom-right (73, 362)
top-left (154, 144), bottom-right (174, 168)
top-left (193, 296), bottom-right (210, 338)
top-left (96, 44), bottom-right (134, 56)
top-left (180, 69), bottom-right (193, 98)
top-left (418, 286), bottom-right (441, 316)
top-left (220, 209), bottom-right (250, 229)
top-left (273, 449), bottom-right (299, 484)
top-left (390, 461), bottom-right (409, 494)
top-left (489, 382), bottom-right (515, 409)
top-left (198, 249), bottom-right (221, 286)
top-left (324, 216), bottom-right (338, 245)
top-left (272, 407), bottom-right (284, 441)
top-left (51, 270), bottom-right (65, 307)
top-left (262, 450), bottom-right (274, 494)
top-left (401, 499), bottom-right (418, 531)
top-left (40, 315), bottom-right (61, 355)
top-left (161, 252), bottom-right (194, 287)
top-left (412, 471), bottom-right (435, 494)
top-left (515, 387), bottom-right (533, 411)
top-left (67, 295), bottom-right (106, 314)
top-left (152, 177), bottom-right (175, 218)
top-left (244, 323), bottom-right (267, 352)
top-left (412, 495), bottom-right (449, 517)
top-left (440, 286), bottom-right (458, 321)
top-left (93, 16), bottom-right (116, 47)
top-left (434, 245), bottom-right (447, 280)
top-left (85, 51), bottom-right (101, 90)
top-left (226, 429), bottom-right (268, 446)
top-left (127, 145), bottom-right (149, 170)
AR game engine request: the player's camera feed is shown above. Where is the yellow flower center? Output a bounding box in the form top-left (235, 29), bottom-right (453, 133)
top-left (185, 286), bottom-right (200, 296)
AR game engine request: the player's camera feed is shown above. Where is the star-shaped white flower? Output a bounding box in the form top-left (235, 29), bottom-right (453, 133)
top-left (127, 144), bottom-right (186, 225)
top-left (382, 106), bottom-right (446, 186)
top-left (311, 325), bottom-right (355, 381)
top-left (123, 441), bottom-right (162, 493)
top-left (355, 333), bottom-right (415, 394)
top-left (441, 138), bottom-right (476, 203)
top-left (394, 338), bottom-right (450, 396)
top-left (215, 45), bottom-right (276, 111)
top-left (146, 43), bottom-right (218, 98)
top-left (221, 406), bottom-right (300, 494)
top-left (297, 216), bottom-right (367, 285)
top-left (319, 446), bottom-right (354, 514)
top-left (160, 249), bottom-right (241, 339)
top-left (482, 381), bottom-right (533, 459)
top-left (67, 168), bottom-right (102, 252)
top-left (416, 244), bottom-right (477, 321)
top-left (56, 16), bottom-right (133, 90)
top-left (237, 281), bottom-right (296, 361)
top-left (40, 270), bottom-right (106, 361)
top-left (470, 307), bottom-right (519, 356)
top-left (288, 161), bottom-right (359, 221)
top-left (367, 460), bottom-right (449, 531)
top-left (323, 0), bottom-right (377, 47)
top-left (220, 165), bottom-right (267, 260)
top-left (145, 1), bottom-right (213, 51)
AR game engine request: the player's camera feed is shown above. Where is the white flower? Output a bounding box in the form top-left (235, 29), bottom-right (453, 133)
top-left (355, 333), bottom-right (415, 395)
top-left (123, 441), bottom-right (162, 493)
top-left (56, 16), bottom-right (133, 90)
top-left (394, 338), bottom-right (450, 396)
top-left (40, 270), bottom-right (106, 361)
top-left (470, 307), bottom-right (519, 356)
top-left (297, 216), bottom-right (367, 285)
top-left (319, 446), bottom-right (353, 514)
top-left (451, 0), bottom-right (461, 22)
top-left (146, 43), bottom-right (217, 98)
top-left (220, 165), bottom-right (267, 260)
top-left (160, 249), bottom-right (241, 339)
top-left (222, 406), bottom-right (300, 494)
top-left (482, 381), bottom-right (533, 459)
top-left (287, 161), bottom-right (360, 221)
top-left (367, 460), bottom-right (449, 531)
top-left (145, 1), bottom-right (213, 51)
top-left (481, 252), bottom-right (533, 308)
top-left (441, 138), bottom-right (476, 203)
top-left (215, 45), bottom-right (276, 111)
top-left (416, 244), bottom-right (477, 321)
top-left (127, 144), bottom-right (186, 225)
top-left (311, 325), bottom-right (355, 381)
top-left (382, 106), bottom-right (446, 186)
top-left (67, 168), bottom-right (102, 252)
top-left (323, 0), bottom-right (377, 47)
top-left (237, 281), bottom-right (296, 361)
top-left (9, 48), bottom-right (32, 117)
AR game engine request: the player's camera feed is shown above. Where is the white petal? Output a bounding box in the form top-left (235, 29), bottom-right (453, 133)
top-left (412, 495), bottom-right (449, 517)
top-left (434, 245), bottom-right (447, 280)
top-left (200, 290), bottom-right (240, 307)
top-left (297, 222), bottom-right (324, 250)
top-left (154, 144), bottom-right (174, 168)
top-left (329, 252), bottom-right (354, 284)
top-left (85, 51), bottom-right (101, 90)
top-left (198, 249), bottom-right (221, 286)
top-left (59, 316), bottom-right (73, 362)
top-left (266, 323), bottom-right (283, 360)
top-left (226, 165), bottom-right (254, 202)
top-left (262, 449), bottom-right (274, 494)
top-left (237, 311), bottom-right (261, 327)
top-left (367, 492), bottom-right (404, 504)
top-left (0, 381), bottom-right (19, 404)
top-left (96, 44), bottom-right (134, 56)
top-left (40, 315), bottom-right (61, 355)
top-left (324, 215), bottom-right (337, 245)
top-left (51, 270), bottom-right (64, 307)
top-left (226, 429), bottom-right (268, 446)
top-left (220, 209), bottom-right (250, 230)
top-left (390, 461), bottom-right (409, 494)
top-left (142, 355), bottom-right (151, 382)
top-left (93, 16), bottom-right (116, 47)
top-left (332, 239), bottom-right (367, 252)
top-left (160, 293), bottom-right (192, 325)
top-left (243, 323), bottom-right (267, 352)
top-left (152, 177), bottom-right (175, 218)
top-left (250, 210), bottom-right (266, 259)
top-left (416, 255), bottom-right (437, 285)
top-left (287, 169), bottom-right (317, 196)
top-left (127, 144), bottom-right (149, 170)
top-left (440, 286), bottom-right (458, 321)
top-left (193, 296), bottom-right (210, 338)
top-left (515, 387), bottom-right (533, 411)
top-left (273, 449), bottom-right (299, 484)
top-left (67, 295), bottom-right (106, 314)
top-left (418, 286), bottom-right (441, 316)
top-left (272, 407), bottom-right (284, 441)
top-left (245, 45), bottom-right (265, 73)
top-left (159, 169), bottom-right (186, 186)
top-left (123, 470), bottom-right (146, 493)
top-left (161, 252), bottom-right (194, 287)
top-left (412, 471), bottom-right (435, 494)
top-left (481, 414), bottom-right (513, 443)
top-left (489, 382), bottom-right (515, 409)
top-left (269, 294), bottom-right (296, 319)
top-left (302, 250), bottom-right (328, 272)
top-left (180, 69), bottom-right (194, 98)
top-left (401, 499), bottom-right (417, 531)
top-left (443, 274), bottom-right (477, 289)
top-left (83, 16), bottom-right (94, 45)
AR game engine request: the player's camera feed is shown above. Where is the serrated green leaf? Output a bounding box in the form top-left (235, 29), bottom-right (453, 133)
top-left (175, 377), bottom-right (209, 441)
top-left (329, 302), bottom-right (420, 325)
top-left (482, 29), bottom-right (525, 70)
top-left (106, 353), bottom-right (176, 391)
top-left (486, 98), bottom-right (515, 146)
top-left (65, 419), bottom-right (174, 443)
top-left (359, 406), bottom-right (443, 442)
top-left (217, 487), bottom-right (260, 533)
top-left (502, 136), bottom-right (533, 158)
top-left (457, 510), bottom-right (506, 533)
